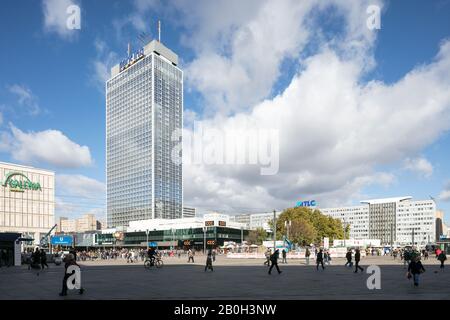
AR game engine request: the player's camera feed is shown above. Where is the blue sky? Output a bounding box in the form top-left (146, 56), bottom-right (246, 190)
top-left (0, 0), bottom-right (450, 225)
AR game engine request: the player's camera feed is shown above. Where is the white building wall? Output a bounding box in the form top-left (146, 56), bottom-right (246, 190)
top-left (320, 206), bottom-right (369, 239)
top-left (0, 162), bottom-right (55, 245)
top-left (322, 198), bottom-right (437, 246)
top-left (396, 200), bottom-right (436, 246)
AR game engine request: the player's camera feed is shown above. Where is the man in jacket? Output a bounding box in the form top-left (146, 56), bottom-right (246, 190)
top-left (438, 251), bottom-right (447, 270)
top-left (40, 249), bottom-right (49, 269)
top-left (345, 250), bottom-right (353, 267)
top-left (282, 249), bottom-right (287, 264)
top-left (316, 249), bottom-right (325, 271)
top-left (408, 256), bottom-right (425, 287)
top-left (354, 249), bottom-right (363, 273)
top-left (268, 249), bottom-right (282, 275)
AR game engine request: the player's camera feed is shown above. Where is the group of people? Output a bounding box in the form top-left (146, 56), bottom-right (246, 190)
top-left (25, 247), bottom-right (49, 273)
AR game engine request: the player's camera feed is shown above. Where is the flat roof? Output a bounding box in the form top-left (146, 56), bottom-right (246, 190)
top-left (0, 161), bottom-right (55, 174)
top-left (360, 196), bottom-right (413, 204)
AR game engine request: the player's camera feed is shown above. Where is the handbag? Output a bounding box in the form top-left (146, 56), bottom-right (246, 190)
top-left (406, 272), bottom-right (412, 279)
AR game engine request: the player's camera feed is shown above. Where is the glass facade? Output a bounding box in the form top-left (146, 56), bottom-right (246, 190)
top-left (106, 45), bottom-right (183, 227)
top-left (95, 227), bottom-right (248, 248)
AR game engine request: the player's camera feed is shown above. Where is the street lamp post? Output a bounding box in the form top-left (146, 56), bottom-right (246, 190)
top-left (343, 221), bottom-right (347, 248)
top-left (145, 229), bottom-right (149, 251)
top-left (203, 226), bottom-right (207, 254)
top-left (241, 226), bottom-right (243, 244)
top-left (273, 210), bottom-right (277, 252)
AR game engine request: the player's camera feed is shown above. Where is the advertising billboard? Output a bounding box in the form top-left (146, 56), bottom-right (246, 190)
top-left (51, 235), bottom-right (73, 246)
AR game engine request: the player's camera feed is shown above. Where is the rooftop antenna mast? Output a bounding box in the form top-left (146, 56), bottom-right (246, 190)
top-left (158, 20), bottom-right (161, 42)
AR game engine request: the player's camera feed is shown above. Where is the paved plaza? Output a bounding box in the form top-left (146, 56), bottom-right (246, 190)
top-left (0, 256), bottom-right (449, 300)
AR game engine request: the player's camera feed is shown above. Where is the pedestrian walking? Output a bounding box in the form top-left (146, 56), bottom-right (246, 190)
top-left (0, 249), bottom-right (7, 268)
top-left (40, 249), bottom-right (49, 269)
top-left (59, 253), bottom-right (84, 296)
top-left (31, 247), bottom-right (41, 275)
top-left (305, 247), bottom-right (311, 265)
top-left (438, 251), bottom-right (447, 270)
top-left (268, 249), bottom-right (282, 275)
top-left (212, 249), bottom-right (216, 262)
top-left (403, 249), bottom-right (410, 269)
top-left (316, 249), bottom-right (325, 271)
top-left (264, 249), bottom-right (271, 266)
top-left (354, 248), bottom-right (363, 273)
top-left (407, 256), bottom-right (425, 287)
top-left (345, 249), bottom-right (353, 267)
top-left (282, 249), bottom-right (287, 264)
top-left (188, 249), bottom-right (195, 263)
top-left (324, 250), bottom-right (330, 265)
top-left (205, 250), bottom-right (214, 272)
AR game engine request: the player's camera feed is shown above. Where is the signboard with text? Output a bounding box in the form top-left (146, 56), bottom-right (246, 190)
top-left (51, 235), bottom-right (73, 246)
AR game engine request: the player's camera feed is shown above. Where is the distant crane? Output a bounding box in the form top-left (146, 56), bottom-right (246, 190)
top-left (40, 224), bottom-right (58, 252)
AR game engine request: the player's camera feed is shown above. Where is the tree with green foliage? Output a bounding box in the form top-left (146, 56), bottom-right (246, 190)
top-left (269, 206), bottom-right (347, 245)
top-left (245, 227), bottom-right (268, 245)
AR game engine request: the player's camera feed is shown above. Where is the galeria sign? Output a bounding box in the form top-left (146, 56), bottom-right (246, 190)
top-left (1, 172), bottom-right (42, 192)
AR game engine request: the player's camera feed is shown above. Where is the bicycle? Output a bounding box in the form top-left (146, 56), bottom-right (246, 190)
top-left (144, 256), bottom-right (163, 269)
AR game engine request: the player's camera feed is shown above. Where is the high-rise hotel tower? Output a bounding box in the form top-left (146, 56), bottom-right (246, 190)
top-left (106, 39), bottom-right (183, 227)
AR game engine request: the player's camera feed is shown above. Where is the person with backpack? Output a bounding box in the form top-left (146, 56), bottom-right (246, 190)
top-left (438, 251), bottom-right (447, 270)
top-left (407, 256), bottom-right (425, 287)
top-left (268, 249), bottom-right (282, 275)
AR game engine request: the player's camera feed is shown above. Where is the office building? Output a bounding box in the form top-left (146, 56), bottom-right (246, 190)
top-left (321, 196), bottom-right (436, 246)
top-left (58, 214), bottom-right (102, 233)
top-left (319, 205), bottom-right (370, 239)
top-left (106, 39), bottom-right (183, 227)
top-left (436, 210), bottom-right (448, 241)
top-left (0, 162), bottom-right (55, 245)
top-left (182, 207), bottom-right (196, 218)
top-left (230, 212), bottom-right (282, 232)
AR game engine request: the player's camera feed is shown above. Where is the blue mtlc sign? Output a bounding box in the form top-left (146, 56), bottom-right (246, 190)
top-left (295, 200), bottom-right (317, 207)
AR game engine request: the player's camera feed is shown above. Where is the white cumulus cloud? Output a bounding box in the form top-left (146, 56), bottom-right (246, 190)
top-left (1, 124), bottom-right (93, 168)
top-left (439, 182), bottom-right (450, 202)
top-left (7, 84), bottom-right (41, 116)
top-left (403, 157), bottom-right (434, 178)
top-left (42, 0), bottom-right (80, 39)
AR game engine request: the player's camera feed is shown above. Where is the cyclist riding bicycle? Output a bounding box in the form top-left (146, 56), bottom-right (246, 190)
top-left (147, 247), bottom-right (157, 266)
